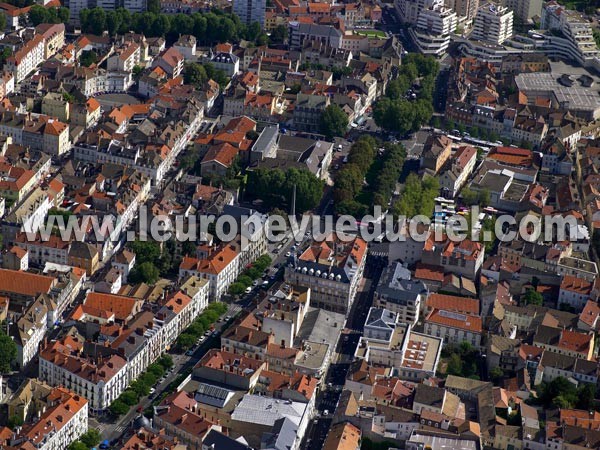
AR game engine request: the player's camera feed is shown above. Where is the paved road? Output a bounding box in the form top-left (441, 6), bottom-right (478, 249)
top-left (299, 254), bottom-right (386, 450)
top-left (90, 303), bottom-right (240, 445)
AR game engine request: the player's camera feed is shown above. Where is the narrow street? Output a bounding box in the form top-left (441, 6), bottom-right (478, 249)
top-left (299, 253), bottom-right (386, 450)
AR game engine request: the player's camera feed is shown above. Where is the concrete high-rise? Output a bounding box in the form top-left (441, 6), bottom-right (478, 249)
top-left (233, 0), bottom-right (266, 26)
top-left (471, 2), bottom-right (514, 44)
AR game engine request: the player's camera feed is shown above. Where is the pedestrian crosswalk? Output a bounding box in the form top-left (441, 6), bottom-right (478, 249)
top-left (115, 425), bottom-right (126, 434)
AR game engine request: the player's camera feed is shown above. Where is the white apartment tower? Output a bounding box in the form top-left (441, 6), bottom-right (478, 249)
top-left (502, 0), bottom-right (543, 22)
top-left (454, 0), bottom-right (479, 24)
top-left (409, 0), bottom-right (458, 57)
top-left (472, 2), bottom-right (514, 45)
top-left (233, 0), bottom-right (266, 26)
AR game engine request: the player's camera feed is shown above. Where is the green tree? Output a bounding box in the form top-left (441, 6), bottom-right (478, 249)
top-left (229, 282), bottom-right (246, 296)
top-left (109, 400), bottom-right (129, 417)
top-left (522, 289), bottom-right (543, 306)
top-left (446, 353), bottom-right (463, 376)
top-left (270, 25), bottom-right (288, 44)
top-left (237, 275), bottom-right (253, 287)
top-left (79, 429), bottom-right (101, 448)
top-left (576, 383), bottom-right (596, 410)
top-left (489, 367), bottom-right (504, 383)
top-left (80, 7), bottom-right (107, 35)
top-left (478, 189), bottom-right (490, 206)
top-left (461, 187), bottom-right (479, 206)
top-left (319, 104), bottom-right (349, 140)
top-left (132, 65), bottom-right (143, 80)
top-left (184, 62), bottom-right (208, 87)
top-left (176, 333), bottom-right (196, 350)
top-left (28, 5), bottom-right (48, 25)
top-left (7, 415), bottom-right (23, 430)
top-left (147, 0), bottom-right (160, 13)
top-left (147, 363), bottom-right (165, 379)
top-left (79, 50), bottom-right (98, 68)
top-left (57, 7), bottom-right (69, 23)
top-left (129, 261), bottom-right (160, 284)
top-left (67, 442), bottom-right (89, 450)
top-left (539, 376), bottom-right (578, 408)
top-left (0, 330), bottom-right (17, 373)
top-left (128, 240), bottom-right (161, 264)
top-left (119, 390), bottom-right (139, 406)
top-left (158, 354), bottom-right (174, 369)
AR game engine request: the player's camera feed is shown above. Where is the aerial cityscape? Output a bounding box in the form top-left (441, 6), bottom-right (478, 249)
top-left (0, 0), bottom-right (599, 449)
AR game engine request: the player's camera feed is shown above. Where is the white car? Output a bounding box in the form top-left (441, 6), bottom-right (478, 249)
top-left (245, 286), bottom-right (252, 294)
top-left (285, 251), bottom-right (291, 257)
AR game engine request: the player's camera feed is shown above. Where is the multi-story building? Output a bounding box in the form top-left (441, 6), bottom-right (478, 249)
top-left (374, 262), bottom-right (428, 326)
top-left (233, 0), bottom-right (266, 26)
top-left (107, 42), bottom-right (141, 73)
top-left (179, 244), bottom-right (241, 301)
top-left (35, 23), bottom-right (66, 59)
top-left (424, 309), bottom-right (483, 348)
top-left (502, 0), bottom-right (542, 22)
top-left (9, 386), bottom-right (88, 450)
top-left (39, 337), bottom-right (129, 414)
top-left (539, 2), bottom-right (600, 67)
top-left (472, 3), bottom-right (514, 45)
top-left (454, 0), bottom-right (479, 24)
top-left (395, 0), bottom-right (429, 25)
top-left (14, 297), bottom-right (48, 368)
top-left (6, 34), bottom-right (45, 83)
top-left (288, 22), bottom-right (343, 50)
top-left (439, 145), bottom-right (478, 198)
top-left (409, 1), bottom-right (457, 57)
top-left (285, 233), bottom-right (367, 315)
top-left (356, 309), bottom-right (443, 381)
top-left (558, 275), bottom-right (593, 311)
top-left (422, 234), bottom-right (484, 279)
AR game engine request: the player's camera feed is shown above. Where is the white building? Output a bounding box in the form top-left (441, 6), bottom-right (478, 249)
top-left (472, 3), bottom-right (514, 45)
top-left (13, 388), bottom-right (88, 450)
top-left (539, 2), bottom-right (600, 66)
top-left (374, 262), bottom-right (428, 326)
top-left (503, 0), bottom-right (543, 22)
top-left (409, 1), bottom-right (457, 57)
top-left (6, 34), bottom-right (45, 83)
top-left (15, 297), bottom-right (48, 368)
top-left (424, 309), bottom-right (483, 348)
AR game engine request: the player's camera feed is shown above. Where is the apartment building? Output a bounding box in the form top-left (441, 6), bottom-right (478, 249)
top-left (233, 0), bottom-right (266, 25)
top-left (107, 42), bottom-right (141, 72)
top-left (15, 297), bottom-right (48, 368)
top-left (35, 23), bottom-right (65, 59)
top-left (356, 309), bottom-right (443, 381)
top-left (179, 244), bottom-right (241, 301)
top-left (39, 336), bottom-right (129, 414)
top-left (424, 309), bottom-right (483, 348)
top-left (6, 34), bottom-right (45, 83)
top-left (285, 233), bottom-right (367, 315)
top-left (409, 1), bottom-right (457, 57)
top-left (558, 275), bottom-right (593, 311)
top-left (503, 0), bottom-right (542, 22)
top-left (439, 145), bottom-right (478, 198)
top-left (540, 2), bottom-right (600, 66)
top-left (472, 3), bottom-right (514, 45)
top-left (374, 262), bottom-right (428, 326)
top-left (9, 386), bottom-right (88, 450)
top-left (422, 234), bottom-right (484, 279)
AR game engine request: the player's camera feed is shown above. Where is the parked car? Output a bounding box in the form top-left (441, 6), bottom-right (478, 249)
top-left (245, 286), bottom-right (252, 294)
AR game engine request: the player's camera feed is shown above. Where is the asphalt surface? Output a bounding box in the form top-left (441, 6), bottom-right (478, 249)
top-left (299, 254), bottom-right (386, 450)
